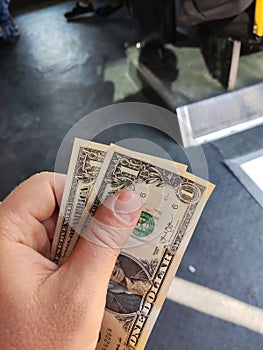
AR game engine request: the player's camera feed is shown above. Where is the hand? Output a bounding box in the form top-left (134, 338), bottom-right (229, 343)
top-left (0, 172), bottom-right (142, 350)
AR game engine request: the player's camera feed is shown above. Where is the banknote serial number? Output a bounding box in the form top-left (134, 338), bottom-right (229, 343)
top-left (101, 328), bottom-right (113, 350)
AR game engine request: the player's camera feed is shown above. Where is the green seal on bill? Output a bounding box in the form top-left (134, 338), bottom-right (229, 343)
top-left (133, 211), bottom-right (155, 238)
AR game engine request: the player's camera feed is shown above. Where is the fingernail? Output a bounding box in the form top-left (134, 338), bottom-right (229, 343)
top-left (114, 190), bottom-right (142, 224)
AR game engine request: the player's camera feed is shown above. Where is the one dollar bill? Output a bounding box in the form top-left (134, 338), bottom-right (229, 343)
top-left (51, 139), bottom-right (187, 265)
top-left (75, 143), bottom-right (214, 350)
top-left (51, 139), bottom-right (108, 264)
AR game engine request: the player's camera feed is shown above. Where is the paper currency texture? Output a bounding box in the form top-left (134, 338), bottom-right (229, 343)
top-left (51, 138), bottom-right (214, 350)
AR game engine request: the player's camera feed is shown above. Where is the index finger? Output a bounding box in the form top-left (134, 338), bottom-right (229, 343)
top-left (0, 172), bottom-right (65, 253)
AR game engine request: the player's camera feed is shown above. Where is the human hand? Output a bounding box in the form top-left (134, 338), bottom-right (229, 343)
top-left (0, 172), bottom-right (142, 350)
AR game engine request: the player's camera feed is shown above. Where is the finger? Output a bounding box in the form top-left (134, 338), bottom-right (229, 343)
top-left (42, 206), bottom-right (59, 241)
top-left (61, 190), bottom-right (142, 290)
top-left (0, 172), bottom-right (65, 254)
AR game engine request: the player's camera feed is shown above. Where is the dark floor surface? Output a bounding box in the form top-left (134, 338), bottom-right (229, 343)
top-left (0, 2), bottom-right (263, 349)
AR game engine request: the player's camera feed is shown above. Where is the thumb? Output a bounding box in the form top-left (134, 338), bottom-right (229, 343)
top-left (62, 190), bottom-right (142, 290)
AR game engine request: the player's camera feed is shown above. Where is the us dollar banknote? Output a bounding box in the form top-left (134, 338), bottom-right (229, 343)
top-left (51, 138), bottom-right (187, 265)
top-left (51, 139), bottom-right (108, 264)
top-left (75, 144), bottom-right (214, 350)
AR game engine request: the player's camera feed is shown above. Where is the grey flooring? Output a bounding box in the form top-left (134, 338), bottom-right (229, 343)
top-left (0, 2), bottom-right (263, 349)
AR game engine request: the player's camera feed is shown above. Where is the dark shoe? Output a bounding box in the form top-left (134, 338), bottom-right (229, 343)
top-left (64, 3), bottom-right (95, 20)
top-left (96, 4), bottom-right (123, 17)
top-left (139, 37), bottom-right (167, 66)
top-left (139, 38), bottom-right (178, 82)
